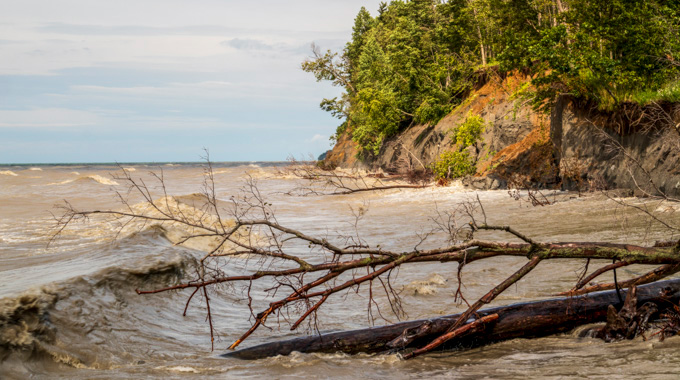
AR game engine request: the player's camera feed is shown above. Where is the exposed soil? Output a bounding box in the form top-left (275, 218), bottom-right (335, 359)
top-left (323, 72), bottom-right (680, 197)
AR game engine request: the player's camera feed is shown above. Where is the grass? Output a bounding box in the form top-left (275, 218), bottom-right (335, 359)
top-left (631, 80), bottom-right (680, 105)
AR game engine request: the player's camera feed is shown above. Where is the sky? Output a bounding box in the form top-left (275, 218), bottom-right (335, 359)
top-left (0, 0), bottom-right (383, 163)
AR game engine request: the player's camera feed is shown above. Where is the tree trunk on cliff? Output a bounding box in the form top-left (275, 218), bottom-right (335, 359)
top-left (467, 0), bottom-right (487, 66)
top-left (224, 279), bottom-right (680, 360)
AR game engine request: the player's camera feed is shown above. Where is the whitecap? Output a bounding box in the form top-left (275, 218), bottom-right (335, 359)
top-left (656, 204), bottom-right (680, 213)
top-left (404, 273), bottom-right (448, 296)
top-left (412, 284), bottom-right (438, 295)
top-left (47, 175), bottom-right (119, 186)
top-left (46, 179), bottom-right (75, 186)
top-left (206, 169), bottom-right (232, 175)
top-left (0, 170), bottom-right (18, 176)
top-left (162, 366), bottom-right (200, 373)
top-left (116, 195), bottom-right (246, 253)
top-left (81, 175), bottom-right (119, 186)
top-left (123, 167), bottom-right (136, 172)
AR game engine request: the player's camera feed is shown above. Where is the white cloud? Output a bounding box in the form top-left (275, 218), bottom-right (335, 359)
top-left (0, 32), bottom-right (326, 76)
top-left (2, 1), bottom-right (379, 33)
top-left (222, 38), bottom-right (274, 51)
top-left (0, 108), bottom-right (101, 128)
top-left (0, 0), bottom-right (385, 162)
top-left (65, 77), bottom-right (327, 106)
top-left (0, 0), bottom-right (378, 75)
top-left (0, 106), bottom-right (266, 132)
top-left (306, 134), bottom-right (327, 143)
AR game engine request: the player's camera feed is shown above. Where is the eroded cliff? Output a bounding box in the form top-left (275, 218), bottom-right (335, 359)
top-left (323, 72), bottom-right (680, 197)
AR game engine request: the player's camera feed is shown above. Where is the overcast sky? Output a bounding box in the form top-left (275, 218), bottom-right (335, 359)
top-left (0, 1), bottom-right (383, 163)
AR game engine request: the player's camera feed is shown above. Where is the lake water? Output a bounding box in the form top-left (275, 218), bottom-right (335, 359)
top-left (1, 163), bottom-right (679, 379)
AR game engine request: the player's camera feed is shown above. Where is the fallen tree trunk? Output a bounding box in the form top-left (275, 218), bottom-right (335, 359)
top-left (224, 278), bottom-right (680, 360)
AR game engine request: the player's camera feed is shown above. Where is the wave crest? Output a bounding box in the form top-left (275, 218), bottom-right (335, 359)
top-left (0, 252), bottom-right (193, 368)
top-left (47, 175), bottom-right (119, 186)
top-left (0, 291), bottom-right (58, 360)
top-left (119, 194), bottom-right (248, 253)
top-left (403, 273), bottom-right (448, 296)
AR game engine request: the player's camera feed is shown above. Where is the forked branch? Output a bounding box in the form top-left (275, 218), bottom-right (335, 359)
top-left (51, 160), bottom-right (680, 357)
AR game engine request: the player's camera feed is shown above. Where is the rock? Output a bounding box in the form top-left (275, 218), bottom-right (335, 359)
top-left (323, 70), bottom-right (680, 197)
top-left (324, 72), bottom-right (536, 173)
top-left (488, 176), bottom-right (503, 190)
top-left (463, 145), bottom-right (478, 161)
top-left (554, 101), bottom-right (680, 197)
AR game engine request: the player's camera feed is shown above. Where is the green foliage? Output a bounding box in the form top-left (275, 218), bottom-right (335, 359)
top-left (431, 151), bottom-right (477, 180)
top-left (352, 87), bottom-right (402, 155)
top-left (517, 0), bottom-right (680, 110)
top-left (319, 97), bottom-right (348, 120)
top-left (414, 99), bottom-right (453, 126)
top-left (330, 120), bottom-right (348, 143)
top-left (631, 80), bottom-right (680, 105)
top-left (433, 112), bottom-right (485, 180)
top-left (346, 7), bottom-right (375, 67)
top-left (302, 1), bottom-right (479, 153)
top-left (452, 113), bottom-right (486, 148)
top-left (304, 0), bottom-right (680, 153)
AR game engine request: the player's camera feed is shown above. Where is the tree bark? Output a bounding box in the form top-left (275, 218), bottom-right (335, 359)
top-left (224, 279), bottom-right (680, 360)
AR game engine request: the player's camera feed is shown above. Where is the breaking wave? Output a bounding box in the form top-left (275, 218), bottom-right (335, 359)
top-left (116, 194), bottom-right (250, 253)
top-left (0, 244), bottom-right (194, 371)
top-left (0, 171), bottom-right (18, 177)
top-left (403, 273), bottom-right (448, 296)
top-left (206, 169), bottom-right (234, 175)
top-left (47, 175), bottom-right (119, 186)
top-left (46, 192), bottom-right (244, 255)
top-left (0, 290), bottom-right (58, 361)
top-left (1, 187), bottom-right (269, 376)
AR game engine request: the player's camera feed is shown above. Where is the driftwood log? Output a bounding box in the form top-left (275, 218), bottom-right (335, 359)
top-left (224, 279), bottom-right (680, 360)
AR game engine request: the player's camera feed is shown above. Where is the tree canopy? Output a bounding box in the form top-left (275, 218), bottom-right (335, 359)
top-left (303, 0), bottom-right (680, 154)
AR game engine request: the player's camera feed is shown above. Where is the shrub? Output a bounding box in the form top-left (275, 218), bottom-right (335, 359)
top-left (453, 113), bottom-right (486, 148)
top-left (431, 151), bottom-right (476, 180)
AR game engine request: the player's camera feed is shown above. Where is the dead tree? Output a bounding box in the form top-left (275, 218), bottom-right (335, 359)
top-left (51, 160), bottom-right (680, 358)
top-left (224, 279), bottom-right (680, 359)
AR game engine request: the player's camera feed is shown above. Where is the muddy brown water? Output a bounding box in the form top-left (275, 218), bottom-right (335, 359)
top-left (1, 163), bottom-right (679, 379)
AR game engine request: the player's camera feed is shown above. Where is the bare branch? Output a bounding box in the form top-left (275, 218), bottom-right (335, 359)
top-left (50, 155), bottom-right (680, 357)
top-left (279, 157), bottom-right (432, 196)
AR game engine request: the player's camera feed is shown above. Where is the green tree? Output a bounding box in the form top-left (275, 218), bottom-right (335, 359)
top-left (303, 0), bottom-right (680, 154)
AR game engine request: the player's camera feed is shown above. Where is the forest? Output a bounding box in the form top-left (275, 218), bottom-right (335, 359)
top-left (303, 0), bottom-right (680, 155)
